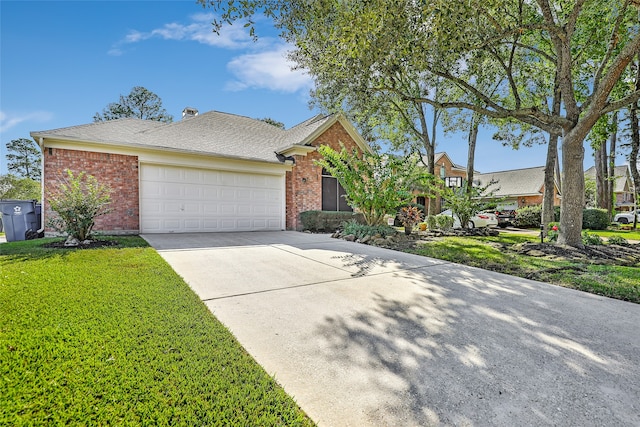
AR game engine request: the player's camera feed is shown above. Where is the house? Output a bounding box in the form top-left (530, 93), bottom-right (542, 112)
top-left (474, 166), bottom-right (561, 209)
top-left (31, 109), bottom-right (370, 234)
top-left (416, 152), bottom-right (469, 212)
top-left (584, 165), bottom-right (636, 212)
top-left (416, 153), bottom-right (560, 211)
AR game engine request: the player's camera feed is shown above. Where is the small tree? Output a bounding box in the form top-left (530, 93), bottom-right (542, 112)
top-left (434, 180), bottom-right (497, 229)
top-left (6, 138), bottom-right (41, 181)
top-left (315, 145), bottom-right (416, 226)
top-left (94, 86), bottom-right (173, 123)
top-left (47, 170), bottom-right (112, 242)
top-left (0, 174), bottom-right (41, 200)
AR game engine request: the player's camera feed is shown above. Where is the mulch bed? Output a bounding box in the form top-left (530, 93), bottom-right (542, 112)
top-left (43, 240), bottom-right (120, 250)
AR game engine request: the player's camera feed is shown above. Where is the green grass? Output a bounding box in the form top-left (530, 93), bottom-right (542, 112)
top-left (587, 228), bottom-right (640, 241)
top-left (408, 233), bottom-right (640, 303)
top-left (1, 237), bottom-right (313, 426)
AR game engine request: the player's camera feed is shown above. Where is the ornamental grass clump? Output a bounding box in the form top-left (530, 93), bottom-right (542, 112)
top-left (47, 169), bottom-right (112, 243)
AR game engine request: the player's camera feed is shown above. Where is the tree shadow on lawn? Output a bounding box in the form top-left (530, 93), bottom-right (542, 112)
top-left (314, 264), bottom-right (640, 426)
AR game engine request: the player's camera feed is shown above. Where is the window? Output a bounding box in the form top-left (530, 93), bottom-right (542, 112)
top-left (321, 169), bottom-right (352, 211)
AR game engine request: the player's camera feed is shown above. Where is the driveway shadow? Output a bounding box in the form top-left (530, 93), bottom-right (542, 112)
top-left (315, 265), bottom-right (640, 426)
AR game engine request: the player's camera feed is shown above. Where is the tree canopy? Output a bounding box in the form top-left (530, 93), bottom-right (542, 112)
top-left (6, 138), bottom-right (41, 181)
top-left (202, 0), bottom-right (640, 247)
top-left (94, 86), bottom-right (173, 123)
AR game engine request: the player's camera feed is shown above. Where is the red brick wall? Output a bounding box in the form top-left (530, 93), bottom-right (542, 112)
top-left (286, 121), bottom-right (361, 230)
top-left (44, 148), bottom-right (139, 234)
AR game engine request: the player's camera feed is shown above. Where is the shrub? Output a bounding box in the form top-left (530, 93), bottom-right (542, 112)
top-left (582, 231), bottom-right (603, 245)
top-left (342, 219), bottom-right (396, 240)
top-left (299, 210), bottom-right (364, 232)
top-left (426, 215), bottom-right (437, 231)
top-left (607, 235), bottom-right (629, 246)
top-left (582, 208), bottom-right (609, 230)
top-left (436, 215), bottom-right (455, 231)
top-left (547, 222), bottom-right (560, 242)
top-left (514, 205), bottom-right (542, 228)
top-left (47, 170), bottom-right (112, 241)
top-left (397, 206), bottom-right (424, 227)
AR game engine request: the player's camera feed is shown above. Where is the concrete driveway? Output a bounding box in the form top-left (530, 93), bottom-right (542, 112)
top-left (143, 231), bottom-right (640, 426)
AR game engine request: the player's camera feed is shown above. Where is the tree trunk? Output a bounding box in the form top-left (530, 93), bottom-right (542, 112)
top-left (629, 55), bottom-right (640, 230)
top-left (417, 103), bottom-right (439, 216)
top-left (607, 111), bottom-right (618, 216)
top-left (542, 132), bottom-right (559, 236)
top-left (595, 144), bottom-right (607, 209)
top-left (542, 76), bottom-right (561, 236)
top-left (466, 114), bottom-right (479, 196)
top-left (558, 132), bottom-right (586, 247)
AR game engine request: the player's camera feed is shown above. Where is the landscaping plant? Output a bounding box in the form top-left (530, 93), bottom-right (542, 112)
top-left (315, 144), bottom-right (416, 226)
top-left (397, 205), bottom-right (423, 235)
top-left (47, 169), bottom-right (112, 242)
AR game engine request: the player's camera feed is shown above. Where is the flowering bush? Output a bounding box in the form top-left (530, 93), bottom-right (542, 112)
top-left (547, 222), bottom-right (560, 242)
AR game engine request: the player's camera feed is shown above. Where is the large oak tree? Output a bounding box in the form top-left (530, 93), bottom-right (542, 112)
top-left (203, 0), bottom-right (640, 246)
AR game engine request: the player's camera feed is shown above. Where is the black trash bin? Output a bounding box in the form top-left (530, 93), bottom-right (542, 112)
top-left (0, 200), bottom-right (40, 242)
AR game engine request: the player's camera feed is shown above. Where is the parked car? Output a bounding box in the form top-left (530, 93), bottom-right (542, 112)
top-left (494, 210), bottom-right (516, 228)
top-left (613, 209), bottom-right (640, 224)
top-left (438, 209), bottom-right (498, 229)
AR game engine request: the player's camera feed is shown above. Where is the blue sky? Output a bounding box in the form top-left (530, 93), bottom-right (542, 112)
top-left (0, 1), bottom-right (616, 176)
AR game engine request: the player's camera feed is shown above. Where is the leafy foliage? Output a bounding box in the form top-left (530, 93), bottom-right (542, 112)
top-left (47, 170), bottom-right (112, 241)
top-left (341, 219), bottom-right (396, 240)
top-left (299, 210), bottom-right (364, 232)
top-left (0, 174), bottom-right (40, 200)
top-left (582, 231), bottom-right (604, 246)
top-left (434, 179), bottom-right (497, 229)
top-left (426, 215), bottom-right (438, 231)
top-left (397, 206), bottom-right (423, 228)
top-left (259, 117), bottom-right (285, 129)
top-left (93, 86), bottom-right (173, 122)
top-left (200, 0), bottom-right (640, 248)
top-left (582, 208), bottom-right (610, 230)
top-left (514, 205), bottom-right (543, 229)
top-left (607, 235), bottom-right (629, 246)
top-left (315, 144), bottom-right (416, 225)
top-left (436, 215), bottom-right (454, 231)
top-left (5, 138), bottom-right (41, 180)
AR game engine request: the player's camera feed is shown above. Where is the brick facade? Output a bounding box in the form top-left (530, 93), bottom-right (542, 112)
top-left (285, 121), bottom-right (361, 230)
top-left (44, 148), bottom-right (139, 234)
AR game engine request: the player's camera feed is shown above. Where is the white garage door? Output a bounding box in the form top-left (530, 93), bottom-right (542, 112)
top-left (140, 164), bottom-right (284, 233)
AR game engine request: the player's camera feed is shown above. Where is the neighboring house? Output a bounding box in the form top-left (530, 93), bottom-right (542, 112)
top-left (474, 166), bottom-right (561, 209)
top-left (584, 165), bottom-right (636, 212)
top-left (31, 109), bottom-right (370, 234)
top-left (416, 152), bottom-right (469, 213)
top-left (415, 152), bottom-right (560, 211)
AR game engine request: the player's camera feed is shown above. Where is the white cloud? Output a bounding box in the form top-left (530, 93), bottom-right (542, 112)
top-left (109, 12), bottom-right (254, 55)
top-left (225, 45), bottom-right (313, 93)
top-left (0, 111), bottom-right (53, 133)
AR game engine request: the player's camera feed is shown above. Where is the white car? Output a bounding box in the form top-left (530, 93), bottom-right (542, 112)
top-left (438, 209), bottom-right (498, 229)
top-left (614, 210), bottom-right (640, 224)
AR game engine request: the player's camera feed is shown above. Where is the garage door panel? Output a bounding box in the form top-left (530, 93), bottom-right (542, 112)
top-left (141, 164), bottom-right (283, 233)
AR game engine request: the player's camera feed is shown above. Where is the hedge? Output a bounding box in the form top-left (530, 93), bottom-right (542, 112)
top-left (582, 208), bottom-right (609, 230)
top-left (299, 210), bottom-right (365, 232)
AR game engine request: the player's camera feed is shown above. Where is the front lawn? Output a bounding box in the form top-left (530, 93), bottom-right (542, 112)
top-left (407, 233), bottom-right (640, 303)
top-left (0, 237), bottom-right (313, 426)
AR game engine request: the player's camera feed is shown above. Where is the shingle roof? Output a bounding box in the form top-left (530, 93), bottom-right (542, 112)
top-left (584, 165), bottom-right (630, 193)
top-left (475, 166), bottom-right (549, 197)
top-left (31, 111), bottom-right (341, 164)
